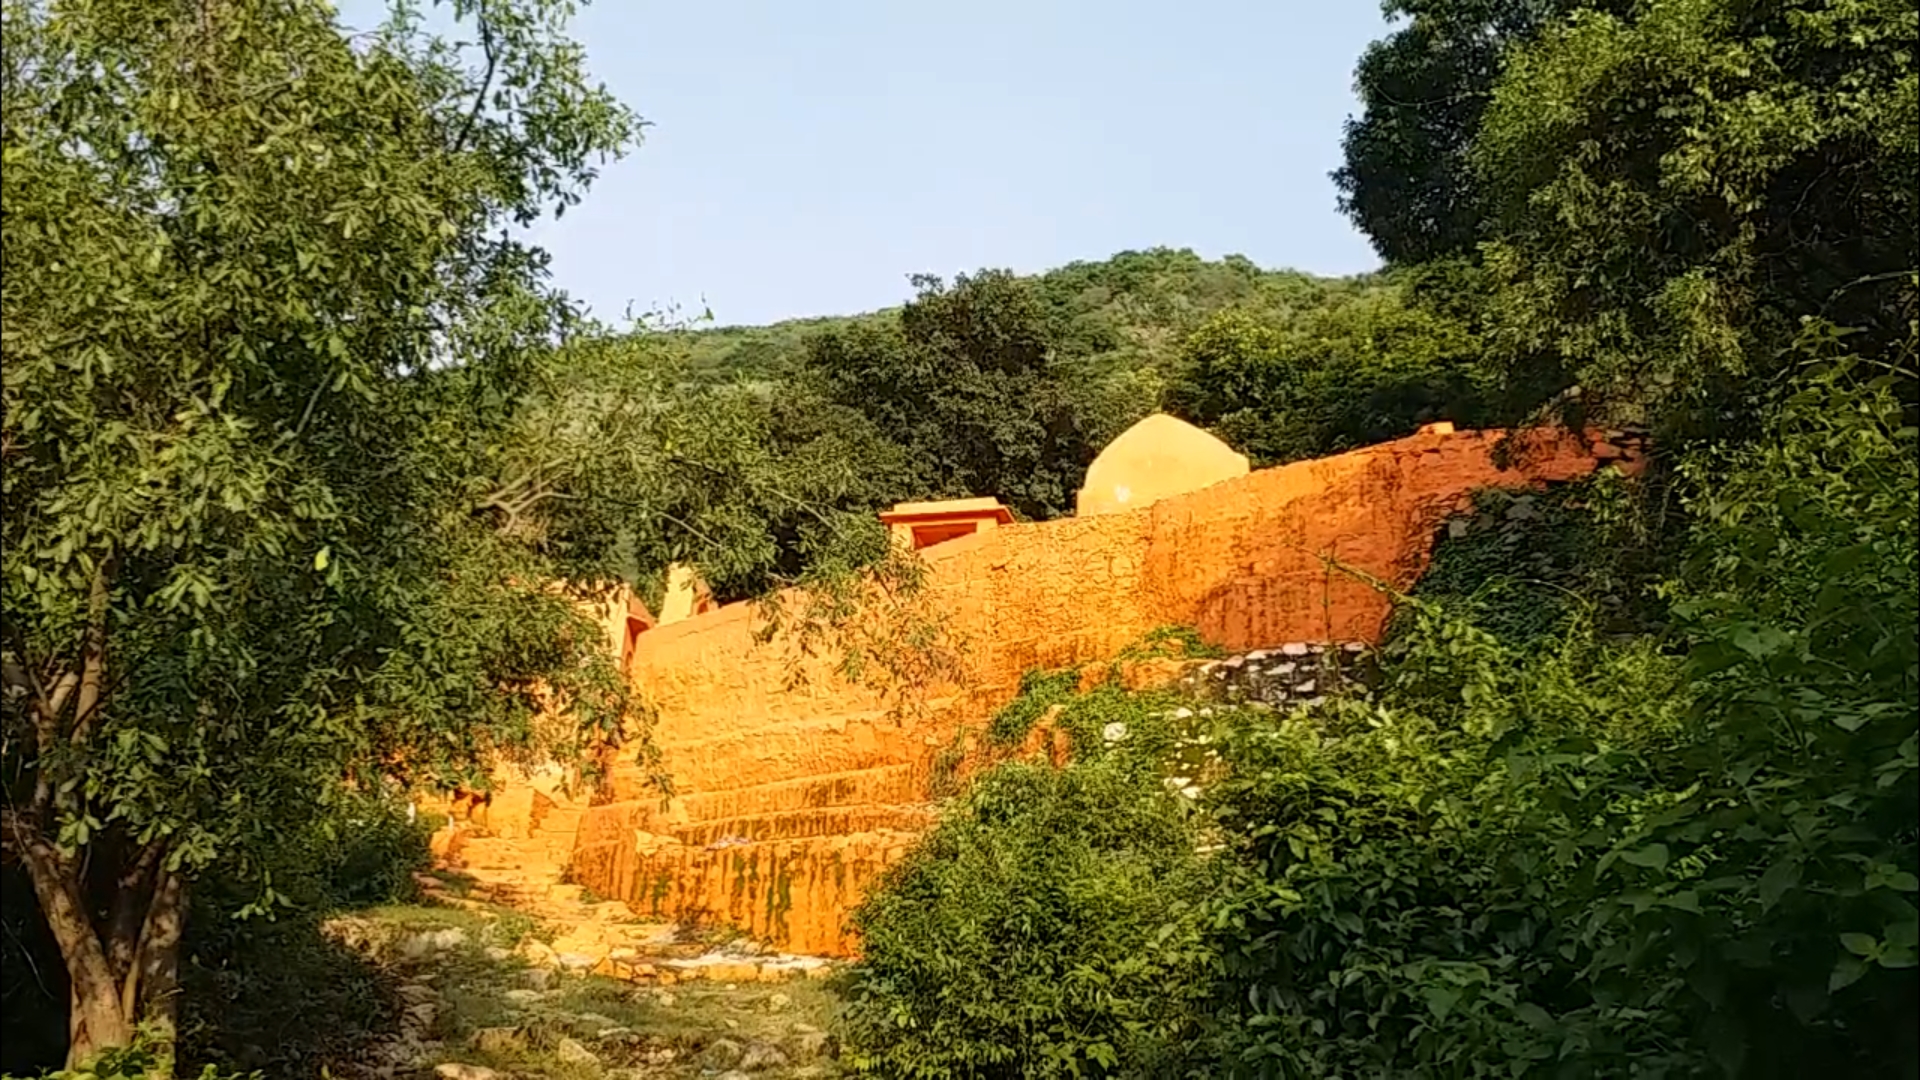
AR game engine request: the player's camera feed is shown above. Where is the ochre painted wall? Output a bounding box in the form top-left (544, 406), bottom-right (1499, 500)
top-left (565, 427), bottom-right (1633, 956)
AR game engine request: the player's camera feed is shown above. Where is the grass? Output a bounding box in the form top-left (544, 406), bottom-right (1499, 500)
top-left (332, 900), bottom-right (845, 1077)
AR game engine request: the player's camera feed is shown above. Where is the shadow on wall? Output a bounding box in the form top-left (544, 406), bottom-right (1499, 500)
top-left (563, 417), bottom-right (1644, 956)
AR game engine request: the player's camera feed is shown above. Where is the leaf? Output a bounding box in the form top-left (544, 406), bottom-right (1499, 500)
top-left (1758, 858), bottom-right (1800, 910)
top-left (1839, 933), bottom-right (1878, 958)
top-left (1513, 1001), bottom-right (1553, 1030)
top-left (315, 547), bottom-right (331, 572)
top-left (1731, 624), bottom-right (1793, 660)
top-left (1830, 954), bottom-right (1870, 992)
top-left (1620, 843), bottom-right (1670, 871)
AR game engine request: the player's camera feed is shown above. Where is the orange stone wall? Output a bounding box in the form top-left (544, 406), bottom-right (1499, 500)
top-left (567, 427), bottom-right (1634, 955)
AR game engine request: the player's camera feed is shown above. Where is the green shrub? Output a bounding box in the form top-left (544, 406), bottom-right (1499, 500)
top-left (842, 690), bottom-right (1209, 1078)
top-left (1200, 355), bottom-right (1918, 1077)
top-left (3, 1027), bottom-right (259, 1080)
top-left (179, 789), bottom-right (429, 1074)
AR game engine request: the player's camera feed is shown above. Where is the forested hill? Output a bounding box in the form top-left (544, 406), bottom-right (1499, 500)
top-left (545, 246), bottom-right (1492, 602)
top-left (533, 245), bottom-right (1497, 603)
top-left (661, 248), bottom-right (1385, 385)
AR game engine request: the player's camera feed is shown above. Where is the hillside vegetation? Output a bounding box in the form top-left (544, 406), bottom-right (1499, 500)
top-left (2, 0), bottom-right (1913, 1076)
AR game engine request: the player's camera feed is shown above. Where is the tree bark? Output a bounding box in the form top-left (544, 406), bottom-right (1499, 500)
top-left (118, 865), bottom-right (188, 1077)
top-left (5, 819), bottom-right (134, 1065)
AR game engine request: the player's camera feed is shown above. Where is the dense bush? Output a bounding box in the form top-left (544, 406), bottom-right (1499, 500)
top-left (1166, 283), bottom-right (1492, 466)
top-left (840, 687), bottom-right (1210, 1079)
top-left (1203, 357), bottom-right (1918, 1078)
top-left (178, 789), bottom-right (429, 1074)
top-left (1387, 468), bottom-right (1671, 651)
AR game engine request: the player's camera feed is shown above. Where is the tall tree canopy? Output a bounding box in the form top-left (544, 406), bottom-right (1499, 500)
top-left (1335, 0), bottom-right (1598, 264)
top-left (1469, 0), bottom-right (1918, 427)
top-left (0, 0), bottom-right (704, 1061)
top-left (800, 270), bottom-right (1147, 522)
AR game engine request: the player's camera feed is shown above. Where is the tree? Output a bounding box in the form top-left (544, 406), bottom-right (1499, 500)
top-left (1166, 280), bottom-right (1490, 465)
top-left (0, 0), bottom-right (642, 1062)
top-left (803, 270), bottom-right (1147, 521)
top-left (1468, 0), bottom-right (1918, 428)
top-left (1335, 0), bottom-right (1601, 265)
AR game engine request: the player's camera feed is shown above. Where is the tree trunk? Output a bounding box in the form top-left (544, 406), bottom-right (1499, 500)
top-left (128, 867), bottom-right (188, 1057)
top-left (10, 824), bottom-right (135, 1065)
top-left (4, 813), bottom-right (188, 1070)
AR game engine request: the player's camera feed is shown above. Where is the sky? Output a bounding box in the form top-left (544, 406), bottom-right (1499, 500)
top-left (341, 1), bottom-right (1392, 329)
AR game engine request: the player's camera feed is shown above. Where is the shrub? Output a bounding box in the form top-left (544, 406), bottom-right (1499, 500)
top-left (179, 789), bottom-right (429, 1073)
top-left (841, 689), bottom-right (1209, 1078)
top-left (1200, 354), bottom-right (1918, 1077)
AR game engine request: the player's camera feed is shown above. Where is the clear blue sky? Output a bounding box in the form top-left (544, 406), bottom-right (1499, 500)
top-left (343, 1), bottom-right (1391, 328)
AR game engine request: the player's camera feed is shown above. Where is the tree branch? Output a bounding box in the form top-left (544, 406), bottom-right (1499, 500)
top-left (108, 840), bottom-right (164, 987)
top-left (452, 12), bottom-right (498, 155)
top-left (70, 555), bottom-right (115, 749)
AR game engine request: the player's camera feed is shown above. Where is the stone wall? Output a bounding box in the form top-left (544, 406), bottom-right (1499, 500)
top-left (565, 426), bottom-right (1638, 956)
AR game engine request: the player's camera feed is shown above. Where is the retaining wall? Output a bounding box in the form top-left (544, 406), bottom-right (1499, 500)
top-left (566, 426), bottom-right (1638, 955)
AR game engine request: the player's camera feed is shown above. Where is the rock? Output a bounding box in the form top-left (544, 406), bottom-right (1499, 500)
top-left (502, 988), bottom-right (543, 1004)
top-left (1281, 642), bottom-right (1310, 656)
top-left (703, 1037), bottom-right (746, 1069)
top-left (518, 938), bottom-right (558, 966)
top-left (556, 951), bottom-right (600, 972)
top-left (554, 1036), bottom-right (599, 1068)
top-left (483, 946), bottom-right (512, 962)
top-left (739, 1041), bottom-right (789, 1070)
top-left (522, 966), bottom-right (554, 990)
top-left (434, 1066), bottom-right (501, 1080)
top-left (401, 922), bottom-right (468, 953)
top-left (653, 989), bottom-right (677, 1008)
top-left (472, 1027), bottom-right (526, 1054)
top-left (766, 991), bottom-right (791, 1011)
top-left (786, 1026), bottom-right (832, 1061)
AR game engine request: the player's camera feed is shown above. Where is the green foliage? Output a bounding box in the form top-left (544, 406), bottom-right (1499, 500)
top-left (1391, 469), bottom-right (1670, 649)
top-left (1469, 0), bottom-right (1918, 426)
top-left (1202, 352), bottom-right (1918, 1077)
top-left (799, 270), bottom-right (1143, 521)
top-left (3, 1031), bottom-right (255, 1080)
top-left (1336, 0), bottom-right (1604, 265)
top-left (1115, 625), bottom-right (1227, 663)
top-left (841, 743), bottom-right (1208, 1079)
top-left (985, 668), bottom-right (1083, 747)
top-left (1204, 607), bottom-right (1695, 1077)
top-left (0, 0), bottom-right (728, 1057)
top-left (1166, 277), bottom-right (1492, 465)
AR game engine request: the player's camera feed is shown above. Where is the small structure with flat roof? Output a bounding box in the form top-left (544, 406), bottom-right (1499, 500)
top-left (877, 497), bottom-right (1016, 551)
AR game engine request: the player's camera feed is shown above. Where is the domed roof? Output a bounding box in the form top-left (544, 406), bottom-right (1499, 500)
top-left (1075, 414), bottom-right (1250, 517)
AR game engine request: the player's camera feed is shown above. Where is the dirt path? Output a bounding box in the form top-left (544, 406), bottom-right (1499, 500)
top-left (323, 880), bottom-right (846, 1079)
